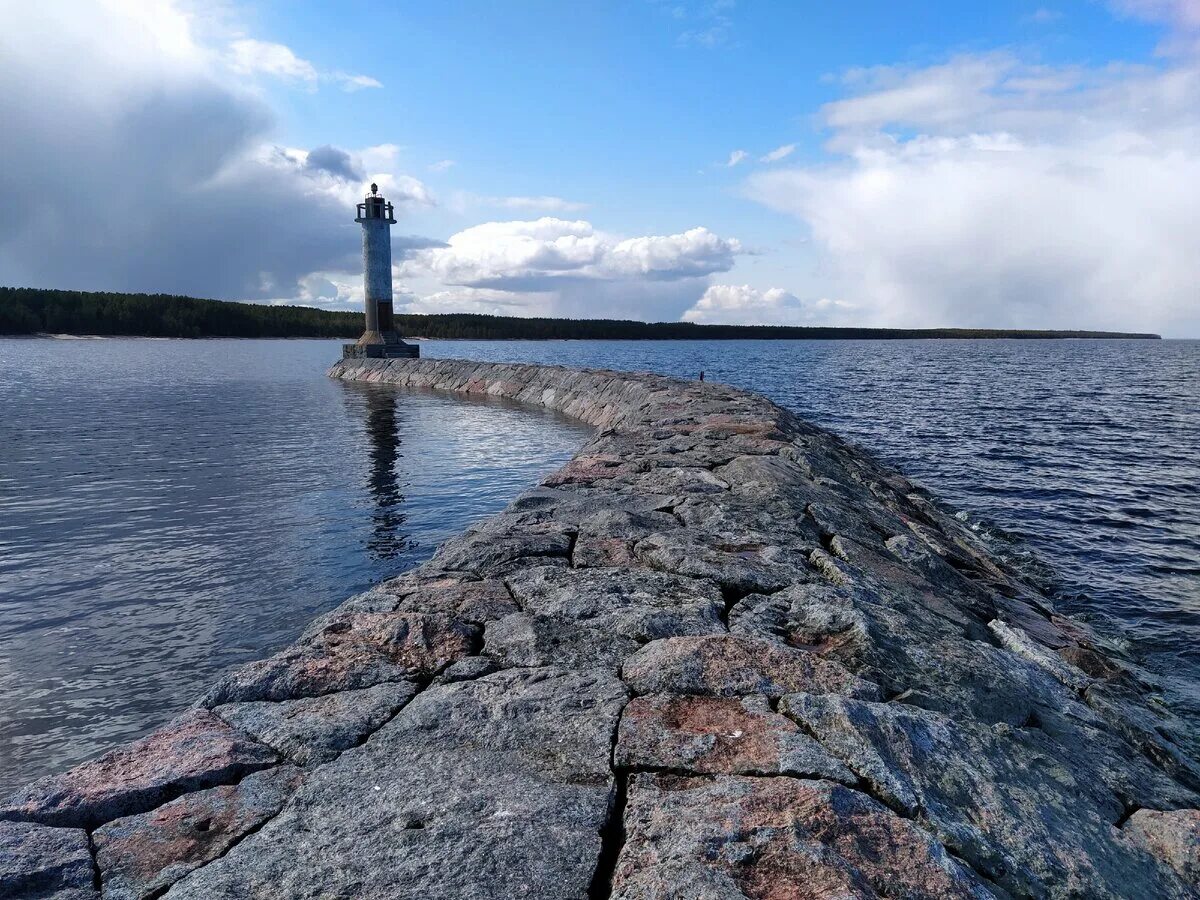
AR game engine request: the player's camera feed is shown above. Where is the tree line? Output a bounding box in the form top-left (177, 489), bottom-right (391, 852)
top-left (0, 287), bottom-right (1160, 341)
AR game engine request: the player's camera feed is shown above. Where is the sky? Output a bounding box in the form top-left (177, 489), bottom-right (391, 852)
top-left (1, 0), bottom-right (1198, 335)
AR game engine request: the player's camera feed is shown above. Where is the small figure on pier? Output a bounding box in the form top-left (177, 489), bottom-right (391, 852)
top-left (343, 184), bottom-right (419, 359)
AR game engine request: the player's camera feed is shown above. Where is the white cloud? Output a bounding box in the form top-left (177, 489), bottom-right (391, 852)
top-left (446, 192), bottom-right (589, 214)
top-left (296, 273), bottom-right (341, 304)
top-left (1110, 0), bottom-right (1200, 28)
top-left (743, 50), bottom-right (1200, 334)
top-left (725, 149), bottom-right (750, 167)
top-left (1023, 8), bottom-right (1064, 24)
top-left (492, 195), bottom-right (589, 213)
top-left (678, 23), bottom-right (731, 47)
top-left (228, 39), bottom-right (318, 83)
top-left (682, 284), bottom-right (853, 325)
top-left (359, 143), bottom-right (402, 172)
top-left (333, 73), bottom-right (383, 92)
top-left (226, 38), bottom-right (381, 92)
top-left (398, 287), bottom-right (535, 316)
top-left (760, 144), bottom-right (796, 163)
top-left (824, 55), bottom-right (1013, 136)
top-left (1110, 0), bottom-right (1200, 52)
top-left (400, 218), bottom-right (743, 319)
top-left (373, 174), bottom-right (436, 207)
top-left (403, 218), bottom-right (740, 286)
top-left (429, 159), bottom-right (456, 172)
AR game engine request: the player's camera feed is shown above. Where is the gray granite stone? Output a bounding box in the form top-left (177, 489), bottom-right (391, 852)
top-left (485, 566), bottom-right (725, 670)
top-left (615, 694), bottom-right (854, 781)
top-left (202, 613), bottom-right (476, 706)
top-left (0, 821), bottom-right (95, 899)
top-left (161, 668), bottom-right (626, 899)
top-left (93, 765), bottom-right (301, 900)
top-left (611, 774), bottom-right (994, 899)
top-left (1, 711), bottom-right (277, 829)
top-left (3, 357), bottom-right (1193, 899)
top-left (780, 692), bottom-right (1195, 898)
top-left (213, 682), bottom-right (419, 764)
top-left (622, 634), bottom-right (880, 701)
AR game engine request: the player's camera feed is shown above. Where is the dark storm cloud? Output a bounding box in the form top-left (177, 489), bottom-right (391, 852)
top-left (0, 6), bottom-right (430, 302)
top-left (305, 145), bottom-right (364, 183)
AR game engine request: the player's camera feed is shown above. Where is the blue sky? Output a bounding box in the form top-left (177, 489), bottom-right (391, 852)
top-left (250, 1), bottom-right (1162, 235)
top-left (1, 0), bottom-right (1197, 334)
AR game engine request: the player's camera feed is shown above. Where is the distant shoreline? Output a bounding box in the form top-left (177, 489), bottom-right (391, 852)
top-left (4, 333), bottom-right (1172, 343)
top-left (0, 287), bottom-right (1162, 341)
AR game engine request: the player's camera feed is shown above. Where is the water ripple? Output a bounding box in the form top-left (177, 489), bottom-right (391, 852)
top-left (1, 336), bottom-right (1196, 792)
top-left (418, 338), bottom-right (1200, 724)
top-left (0, 338), bottom-right (589, 792)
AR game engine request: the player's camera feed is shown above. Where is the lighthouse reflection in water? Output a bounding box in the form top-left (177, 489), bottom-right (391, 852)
top-left (359, 385), bottom-right (414, 560)
top-left (0, 338), bottom-right (590, 794)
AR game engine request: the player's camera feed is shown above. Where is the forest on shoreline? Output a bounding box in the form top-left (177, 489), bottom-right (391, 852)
top-left (0, 287), bottom-right (1161, 341)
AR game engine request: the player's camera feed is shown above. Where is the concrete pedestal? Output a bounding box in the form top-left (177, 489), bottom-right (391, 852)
top-left (341, 341), bottom-right (420, 359)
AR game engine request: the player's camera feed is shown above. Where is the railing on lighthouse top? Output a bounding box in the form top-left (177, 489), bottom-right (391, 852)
top-left (355, 183), bottom-right (396, 224)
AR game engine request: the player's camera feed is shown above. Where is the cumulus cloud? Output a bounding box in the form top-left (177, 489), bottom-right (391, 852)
top-left (403, 218), bottom-right (740, 286)
top-left (744, 49), bottom-right (1200, 334)
top-left (682, 284), bottom-right (853, 325)
top-left (0, 0), bottom-right (423, 302)
top-left (295, 273), bottom-right (342, 304)
top-left (760, 144), bottom-right (796, 163)
top-left (400, 218), bottom-right (743, 319)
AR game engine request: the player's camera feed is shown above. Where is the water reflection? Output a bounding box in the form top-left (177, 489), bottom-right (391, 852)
top-left (0, 338), bottom-right (590, 793)
top-left (352, 384), bottom-right (415, 561)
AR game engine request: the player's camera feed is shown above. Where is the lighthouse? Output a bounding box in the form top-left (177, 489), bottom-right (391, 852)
top-left (342, 183), bottom-right (419, 359)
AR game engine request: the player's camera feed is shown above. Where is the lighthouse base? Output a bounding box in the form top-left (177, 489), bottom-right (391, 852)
top-left (342, 340), bottom-right (420, 360)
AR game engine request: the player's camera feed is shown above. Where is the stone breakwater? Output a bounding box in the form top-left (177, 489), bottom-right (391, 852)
top-left (3, 358), bottom-right (1199, 900)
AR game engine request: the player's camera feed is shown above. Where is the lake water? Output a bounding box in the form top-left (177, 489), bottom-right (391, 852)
top-left (0, 337), bottom-right (1197, 793)
top-left (0, 338), bottom-right (591, 793)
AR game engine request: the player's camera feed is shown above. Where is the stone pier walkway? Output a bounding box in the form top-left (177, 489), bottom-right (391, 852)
top-left (3, 358), bottom-right (1198, 898)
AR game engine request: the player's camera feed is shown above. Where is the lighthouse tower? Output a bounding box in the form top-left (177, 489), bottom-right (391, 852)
top-left (342, 183), bottom-right (419, 359)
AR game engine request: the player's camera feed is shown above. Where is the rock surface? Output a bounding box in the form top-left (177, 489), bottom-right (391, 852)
top-left (201, 612), bottom-right (477, 706)
top-left (1, 710), bottom-right (277, 829)
top-left (1124, 808), bottom-right (1200, 888)
top-left (0, 821), bottom-right (95, 899)
top-left (611, 774), bottom-right (995, 899)
top-left (780, 692), bottom-right (1193, 897)
top-left (93, 765), bottom-right (302, 900)
top-left (621, 634), bottom-right (878, 701)
top-left (487, 566), bottom-right (725, 670)
top-left (213, 681), bottom-right (419, 764)
top-left (160, 668), bottom-right (625, 899)
top-left (3, 357), bottom-right (1197, 899)
top-left (615, 694), bottom-right (853, 781)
